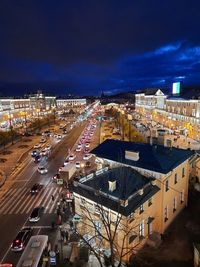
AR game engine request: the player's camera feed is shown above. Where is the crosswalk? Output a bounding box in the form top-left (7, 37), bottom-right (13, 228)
top-left (0, 186), bottom-right (63, 215)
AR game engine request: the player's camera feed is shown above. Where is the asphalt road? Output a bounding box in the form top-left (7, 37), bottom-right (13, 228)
top-left (0, 121), bottom-right (86, 265)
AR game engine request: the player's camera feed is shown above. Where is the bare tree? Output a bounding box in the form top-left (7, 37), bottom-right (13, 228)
top-left (73, 168), bottom-right (151, 267)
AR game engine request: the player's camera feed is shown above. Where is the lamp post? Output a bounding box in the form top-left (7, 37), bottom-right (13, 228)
top-left (36, 108), bottom-right (41, 131)
top-left (127, 114), bottom-right (132, 141)
top-left (121, 110), bottom-right (125, 141)
top-left (52, 107), bottom-right (56, 124)
top-left (8, 111), bottom-right (14, 145)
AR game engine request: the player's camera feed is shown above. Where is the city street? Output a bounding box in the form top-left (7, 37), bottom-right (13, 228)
top-left (0, 121), bottom-right (86, 265)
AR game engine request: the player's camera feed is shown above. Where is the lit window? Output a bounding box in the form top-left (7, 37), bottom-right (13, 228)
top-left (139, 220), bottom-right (144, 238)
top-left (174, 173), bottom-right (178, 184)
top-left (165, 180), bottom-right (169, 192)
top-left (139, 204), bottom-right (144, 214)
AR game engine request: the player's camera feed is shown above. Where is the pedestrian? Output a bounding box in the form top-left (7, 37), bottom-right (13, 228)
top-left (60, 229), bottom-right (65, 241)
top-left (64, 229), bottom-right (69, 243)
top-left (51, 195), bottom-right (55, 201)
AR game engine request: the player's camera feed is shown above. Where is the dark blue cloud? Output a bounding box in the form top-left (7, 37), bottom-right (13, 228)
top-left (1, 0), bottom-right (200, 95)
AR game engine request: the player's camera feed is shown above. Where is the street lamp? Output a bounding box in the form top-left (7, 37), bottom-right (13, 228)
top-left (52, 107), bottom-right (56, 124)
top-left (121, 110), bottom-right (125, 141)
top-left (127, 114), bottom-right (132, 141)
top-left (7, 111), bottom-right (14, 145)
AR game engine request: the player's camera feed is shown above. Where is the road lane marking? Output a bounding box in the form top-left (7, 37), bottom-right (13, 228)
top-left (0, 188), bottom-right (27, 214)
top-left (49, 189), bottom-right (60, 214)
top-left (5, 188), bottom-right (30, 214)
top-left (41, 187), bottom-right (55, 209)
top-left (0, 188), bottom-right (18, 210)
top-left (19, 190), bottom-right (44, 214)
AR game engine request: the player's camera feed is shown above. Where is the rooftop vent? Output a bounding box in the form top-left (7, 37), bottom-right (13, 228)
top-left (108, 180), bottom-right (116, 192)
top-left (151, 180), bottom-right (157, 186)
top-left (125, 150), bottom-right (139, 161)
top-left (138, 188), bottom-right (144, 195)
top-left (120, 199), bottom-right (128, 207)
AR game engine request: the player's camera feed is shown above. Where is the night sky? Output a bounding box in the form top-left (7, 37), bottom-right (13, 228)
top-left (1, 0), bottom-right (200, 96)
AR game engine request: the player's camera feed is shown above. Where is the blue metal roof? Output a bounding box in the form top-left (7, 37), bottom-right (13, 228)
top-left (72, 166), bottom-right (160, 216)
top-left (91, 140), bottom-right (194, 174)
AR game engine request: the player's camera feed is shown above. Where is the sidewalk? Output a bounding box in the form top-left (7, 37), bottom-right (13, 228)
top-left (0, 135), bottom-right (41, 177)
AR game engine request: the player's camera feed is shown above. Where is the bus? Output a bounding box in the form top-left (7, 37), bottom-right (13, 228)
top-left (16, 235), bottom-right (48, 267)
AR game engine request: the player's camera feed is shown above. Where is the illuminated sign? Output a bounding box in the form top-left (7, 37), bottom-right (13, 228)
top-left (172, 82), bottom-right (181, 95)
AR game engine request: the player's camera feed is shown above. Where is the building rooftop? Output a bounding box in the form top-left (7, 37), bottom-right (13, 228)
top-left (91, 139), bottom-right (194, 174)
top-left (72, 166), bottom-right (159, 216)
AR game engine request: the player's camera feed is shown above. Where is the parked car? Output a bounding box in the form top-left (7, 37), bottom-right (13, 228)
top-left (11, 228), bottom-right (33, 251)
top-left (29, 207), bottom-right (43, 222)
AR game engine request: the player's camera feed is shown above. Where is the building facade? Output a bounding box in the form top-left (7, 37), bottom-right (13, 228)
top-left (72, 139), bottom-right (194, 263)
top-left (135, 89), bottom-right (200, 134)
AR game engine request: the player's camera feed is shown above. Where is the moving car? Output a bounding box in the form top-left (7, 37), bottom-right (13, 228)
top-left (31, 150), bottom-right (39, 158)
top-left (85, 143), bottom-right (90, 148)
top-left (34, 155), bottom-right (41, 163)
top-left (29, 207), bottom-right (43, 222)
top-left (75, 161), bottom-right (81, 168)
top-left (83, 154), bottom-right (92, 160)
top-left (40, 138), bottom-right (46, 143)
top-left (45, 145), bottom-right (51, 151)
top-left (37, 166), bottom-right (48, 174)
top-left (40, 150), bottom-right (48, 156)
top-left (52, 173), bottom-right (60, 182)
top-left (69, 154), bottom-right (76, 161)
top-left (85, 161), bottom-right (91, 168)
top-left (34, 144), bottom-right (41, 149)
top-left (76, 147), bottom-right (82, 152)
top-left (11, 227), bottom-right (32, 251)
top-left (64, 159), bottom-right (69, 166)
top-left (30, 183), bottom-right (43, 195)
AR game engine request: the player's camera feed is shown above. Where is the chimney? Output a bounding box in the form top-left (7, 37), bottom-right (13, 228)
top-left (125, 151), bottom-right (139, 161)
top-left (138, 188), bottom-right (144, 195)
top-left (108, 180), bottom-right (116, 192)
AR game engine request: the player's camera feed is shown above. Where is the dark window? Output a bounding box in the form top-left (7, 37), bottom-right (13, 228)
top-left (148, 197), bottom-right (152, 207)
top-left (174, 173), bottom-right (178, 184)
top-left (129, 235), bottom-right (137, 244)
top-left (165, 180), bottom-right (169, 192)
top-left (182, 168), bottom-right (185, 178)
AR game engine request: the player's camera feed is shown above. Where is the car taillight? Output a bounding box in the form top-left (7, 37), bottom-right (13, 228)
top-left (16, 240), bottom-right (19, 243)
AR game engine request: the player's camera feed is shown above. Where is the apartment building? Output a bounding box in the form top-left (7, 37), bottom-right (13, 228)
top-left (72, 139), bottom-right (194, 262)
top-left (72, 166), bottom-right (160, 262)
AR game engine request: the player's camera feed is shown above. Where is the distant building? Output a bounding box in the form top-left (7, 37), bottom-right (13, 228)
top-left (135, 88), bottom-right (200, 126)
top-left (56, 98), bottom-right (86, 108)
